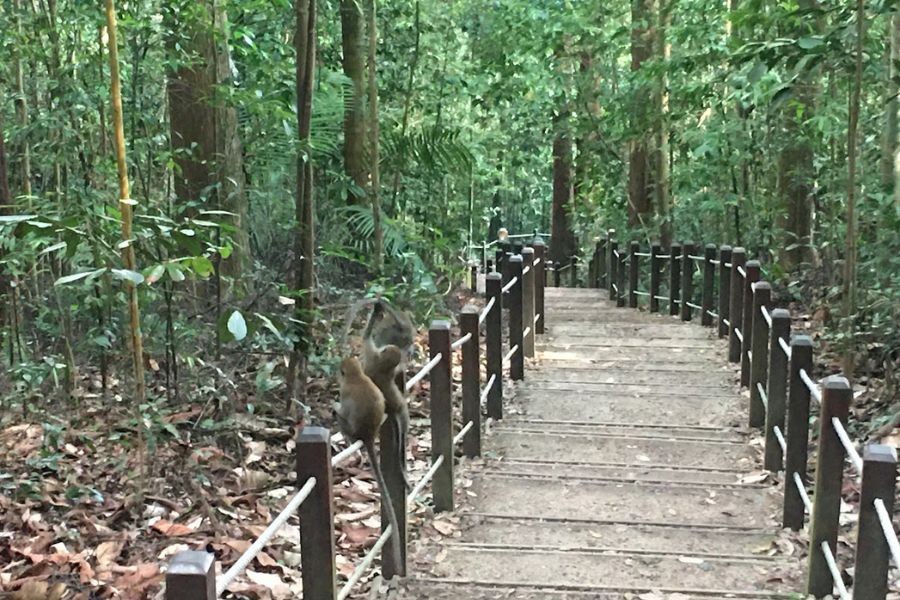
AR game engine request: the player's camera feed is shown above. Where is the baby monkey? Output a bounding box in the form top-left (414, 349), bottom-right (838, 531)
top-left (335, 356), bottom-right (403, 570)
top-left (361, 300), bottom-right (416, 488)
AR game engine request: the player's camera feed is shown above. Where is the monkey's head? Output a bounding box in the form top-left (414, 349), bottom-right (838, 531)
top-left (339, 356), bottom-right (364, 380)
top-left (370, 301), bottom-right (415, 350)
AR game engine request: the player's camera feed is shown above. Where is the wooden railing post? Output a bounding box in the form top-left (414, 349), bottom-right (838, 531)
top-left (495, 249), bottom-right (505, 282)
top-left (522, 247), bottom-right (536, 359)
top-left (599, 233), bottom-right (609, 288)
top-left (765, 308), bottom-right (790, 472)
top-left (485, 273), bottom-right (503, 419)
top-left (166, 551), bottom-right (216, 600)
top-left (680, 242), bottom-right (694, 321)
top-left (590, 240), bottom-right (601, 288)
top-left (380, 400), bottom-right (407, 576)
top-left (701, 244), bottom-right (716, 326)
top-left (553, 261), bottom-right (561, 287)
top-left (429, 320), bottom-right (454, 512)
top-left (748, 281), bottom-right (771, 428)
top-left (460, 305), bottom-right (481, 458)
top-left (807, 377), bottom-right (852, 598)
top-left (570, 255), bottom-right (578, 287)
top-left (740, 261), bottom-right (761, 387)
top-left (508, 254), bottom-right (525, 380)
top-left (854, 444), bottom-right (897, 600)
top-left (783, 335), bottom-right (813, 530)
top-left (297, 426), bottom-right (337, 600)
top-left (628, 241), bottom-right (639, 308)
top-left (727, 248), bottom-right (746, 363)
top-left (607, 240), bottom-right (618, 300)
top-left (470, 263), bottom-right (478, 292)
top-left (669, 242), bottom-right (682, 317)
top-left (649, 243), bottom-right (661, 313)
top-left (616, 249), bottom-right (626, 308)
top-left (533, 241), bottom-right (546, 334)
top-left (717, 246), bottom-right (732, 337)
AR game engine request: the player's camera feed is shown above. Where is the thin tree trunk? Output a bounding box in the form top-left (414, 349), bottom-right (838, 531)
top-left (842, 0), bottom-right (865, 377)
top-left (286, 0), bottom-right (317, 411)
top-left (106, 0), bottom-right (147, 486)
top-left (550, 114), bottom-right (576, 266)
top-left (656, 0), bottom-right (672, 247)
top-left (628, 0), bottom-right (655, 226)
top-left (341, 0), bottom-right (367, 204)
top-left (367, 0), bottom-right (383, 272)
top-left (390, 0), bottom-right (420, 210)
top-left (884, 14), bottom-right (900, 194)
top-left (13, 0), bottom-right (32, 199)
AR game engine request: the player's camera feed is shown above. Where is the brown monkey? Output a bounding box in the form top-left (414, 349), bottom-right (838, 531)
top-left (335, 356), bottom-right (403, 571)
top-left (362, 345), bottom-right (410, 489)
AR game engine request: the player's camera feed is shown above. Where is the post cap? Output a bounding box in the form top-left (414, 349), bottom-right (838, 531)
top-left (732, 247), bottom-right (746, 254)
top-left (790, 335), bottom-right (814, 347)
top-left (168, 550), bottom-right (215, 576)
top-left (822, 375), bottom-right (851, 390)
top-left (429, 319), bottom-right (451, 331)
top-left (720, 244), bottom-right (733, 252)
top-left (522, 247), bottom-right (534, 256)
top-left (863, 444), bottom-right (898, 464)
top-left (508, 255), bottom-right (523, 264)
top-left (746, 259), bottom-right (761, 268)
top-left (461, 304), bottom-right (480, 315)
top-left (706, 243), bottom-right (717, 251)
top-left (298, 426), bottom-right (331, 445)
top-left (771, 308), bottom-right (791, 320)
top-left (486, 272), bottom-right (501, 281)
top-left (752, 281), bottom-right (772, 292)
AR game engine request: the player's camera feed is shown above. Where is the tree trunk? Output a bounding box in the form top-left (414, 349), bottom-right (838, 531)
top-left (629, 0), bottom-right (655, 227)
top-left (884, 14), bottom-right (899, 193)
top-left (0, 113), bottom-right (11, 363)
top-left (106, 0), bottom-right (147, 487)
top-left (286, 0), bottom-right (317, 410)
top-left (656, 0), bottom-right (672, 247)
top-left (167, 0), bottom-right (250, 277)
top-left (13, 0), bottom-right (32, 199)
top-left (550, 117), bottom-right (576, 266)
top-left (341, 0), bottom-right (367, 204)
top-left (367, 0), bottom-right (383, 272)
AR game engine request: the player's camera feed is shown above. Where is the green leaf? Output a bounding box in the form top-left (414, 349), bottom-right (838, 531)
top-left (797, 37), bottom-right (823, 50)
top-left (191, 256), bottom-right (215, 278)
top-left (166, 263), bottom-right (186, 282)
top-left (55, 269), bottom-right (104, 286)
top-left (0, 215), bottom-right (38, 224)
top-left (40, 241), bottom-right (68, 255)
top-left (110, 269), bottom-right (145, 285)
top-left (227, 310), bottom-right (248, 342)
top-left (145, 264), bottom-right (166, 285)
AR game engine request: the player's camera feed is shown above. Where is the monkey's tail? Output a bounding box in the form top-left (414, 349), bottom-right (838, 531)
top-left (364, 439), bottom-right (404, 575)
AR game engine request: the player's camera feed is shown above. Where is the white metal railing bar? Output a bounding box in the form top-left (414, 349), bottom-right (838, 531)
top-left (656, 254), bottom-right (671, 259)
top-left (533, 257), bottom-right (541, 267)
top-left (654, 295), bottom-right (670, 302)
top-left (706, 310), bottom-right (719, 319)
top-left (502, 344), bottom-right (519, 365)
top-left (686, 302), bottom-right (702, 310)
top-left (534, 313), bottom-right (540, 324)
top-left (612, 284), bottom-right (619, 292)
top-left (737, 265), bottom-right (747, 278)
top-left (634, 252), bottom-right (652, 257)
top-left (217, 477), bottom-right (318, 595)
top-left (793, 472), bottom-right (812, 514)
top-left (523, 326), bottom-right (531, 339)
top-left (773, 425), bottom-right (787, 454)
top-left (688, 254), bottom-right (705, 261)
top-left (831, 417), bottom-right (864, 476)
top-left (634, 290), bottom-right (650, 296)
top-left (761, 305), bottom-right (772, 328)
top-left (723, 262), bottom-right (733, 268)
top-left (453, 421), bottom-right (474, 445)
top-left (480, 374), bottom-right (496, 404)
top-left (407, 455), bottom-right (445, 503)
top-left (799, 369), bottom-right (822, 404)
top-left (747, 349), bottom-right (753, 362)
top-left (710, 259), bottom-right (721, 265)
top-left (332, 440), bottom-right (364, 467)
top-left (722, 318), bottom-right (730, 327)
top-left (675, 255), bottom-right (683, 261)
top-left (779, 337), bottom-right (791, 359)
top-left (451, 332), bottom-right (472, 350)
top-left (735, 328), bottom-right (744, 343)
top-left (522, 265), bottom-right (531, 275)
top-left (756, 383), bottom-right (768, 410)
top-left (874, 498), bottom-right (900, 566)
top-left (405, 353), bottom-right (443, 392)
top-left (479, 296), bottom-right (496, 325)
top-left (336, 525), bottom-right (394, 600)
top-left (613, 250), bottom-right (620, 258)
top-left (501, 276), bottom-right (518, 294)
top-left (819, 541), bottom-right (850, 600)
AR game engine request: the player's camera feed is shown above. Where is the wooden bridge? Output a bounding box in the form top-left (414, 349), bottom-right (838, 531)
top-left (163, 237), bottom-right (898, 600)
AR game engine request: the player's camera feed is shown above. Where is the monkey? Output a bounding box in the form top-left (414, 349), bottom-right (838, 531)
top-left (335, 356), bottom-right (403, 572)
top-left (362, 344), bottom-right (411, 489)
top-left (361, 300), bottom-right (417, 487)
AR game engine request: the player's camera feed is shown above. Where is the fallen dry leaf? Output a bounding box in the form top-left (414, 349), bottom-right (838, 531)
top-left (150, 520), bottom-right (196, 537)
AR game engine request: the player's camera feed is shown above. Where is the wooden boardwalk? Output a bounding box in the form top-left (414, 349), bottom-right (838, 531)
top-left (393, 287), bottom-right (804, 599)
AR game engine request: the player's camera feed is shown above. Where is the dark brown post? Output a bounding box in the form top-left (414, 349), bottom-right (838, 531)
top-left (854, 444), bottom-right (897, 600)
top-left (166, 551), bottom-right (216, 600)
top-left (553, 261), bottom-right (561, 287)
top-left (628, 241), bottom-right (639, 308)
top-left (590, 240), bottom-right (601, 288)
top-left (740, 261), bottom-right (761, 387)
top-left (297, 427), bottom-right (337, 600)
top-left (608, 240), bottom-right (618, 300)
top-left (379, 412), bottom-right (407, 577)
top-left (680, 243), bottom-right (694, 321)
top-left (486, 259), bottom-right (494, 274)
top-left (495, 249), bottom-right (505, 282)
top-left (765, 309), bottom-right (791, 472)
top-left (784, 335), bottom-right (813, 530)
top-left (649, 243), bottom-right (661, 313)
top-left (727, 248), bottom-right (746, 362)
top-left (533, 241), bottom-right (546, 334)
top-left (748, 281), bottom-right (771, 428)
top-left (570, 255), bottom-right (578, 288)
top-left (460, 306), bottom-right (481, 458)
top-left (807, 377), bottom-right (852, 598)
top-left (508, 254), bottom-right (524, 380)
top-left (599, 234), bottom-right (609, 288)
top-left (669, 242), bottom-right (682, 316)
top-left (429, 320), bottom-right (454, 512)
top-left (522, 247), bottom-right (535, 359)
top-left (717, 245), bottom-right (733, 338)
top-left (701, 244), bottom-right (716, 326)
top-left (616, 250), bottom-right (626, 308)
top-left (470, 263), bottom-right (478, 292)
top-left (485, 273), bottom-right (503, 419)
